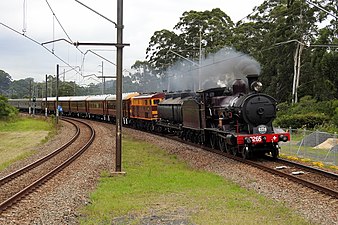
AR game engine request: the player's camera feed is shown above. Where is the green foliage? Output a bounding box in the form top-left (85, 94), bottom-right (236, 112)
top-left (276, 96), bottom-right (338, 131)
top-left (0, 117), bottom-right (55, 171)
top-left (2, 1), bottom-right (338, 98)
top-left (0, 70), bottom-right (12, 95)
top-left (333, 104), bottom-right (338, 127)
top-left (0, 95), bottom-right (18, 120)
top-left (0, 117), bottom-right (53, 132)
top-left (146, 8), bottom-right (234, 74)
top-left (275, 113), bottom-right (329, 129)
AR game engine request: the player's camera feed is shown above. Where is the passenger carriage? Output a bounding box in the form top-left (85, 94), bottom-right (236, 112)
top-left (69, 96), bottom-right (90, 117)
top-left (86, 95), bottom-right (108, 120)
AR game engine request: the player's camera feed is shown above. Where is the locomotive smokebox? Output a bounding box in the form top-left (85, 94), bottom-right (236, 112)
top-left (246, 74), bottom-right (259, 88)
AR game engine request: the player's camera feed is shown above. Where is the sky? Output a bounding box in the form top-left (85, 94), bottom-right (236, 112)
top-left (0, 0), bottom-right (264, 86)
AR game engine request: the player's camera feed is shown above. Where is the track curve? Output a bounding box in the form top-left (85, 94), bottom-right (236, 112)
top-left (0, 118), bottom-right (95, 212)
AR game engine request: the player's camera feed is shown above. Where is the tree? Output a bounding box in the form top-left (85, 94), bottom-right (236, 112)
top-left (0, 95), bottom-right (17, 119)
top-left (130, 60), bottom-right (162, 92)
top-left (0, 70), bottom-right (12, 96)
top-left (146, 29), bottom-right (182, 75)
top-left (146, 8), bottom-right (234, 74)
top-left (10, 78), bottom-right (33, 98)
top-left (235, 0), bottom-right (323, 102)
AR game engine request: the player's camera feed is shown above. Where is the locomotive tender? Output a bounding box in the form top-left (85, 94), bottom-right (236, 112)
top-left (9, 74), bottom-right (289, 159)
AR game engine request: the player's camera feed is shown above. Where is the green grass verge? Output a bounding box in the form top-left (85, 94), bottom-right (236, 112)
top-left (0, 116), bottom-right (55, 171)
top-left (80, 136), bottom-right (310, 225)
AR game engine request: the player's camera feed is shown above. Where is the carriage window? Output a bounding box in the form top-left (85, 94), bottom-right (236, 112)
top-left (144, 100), bottom-right (148, 105)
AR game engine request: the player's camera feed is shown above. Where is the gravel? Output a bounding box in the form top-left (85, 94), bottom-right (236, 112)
top-left (0, 120), bottom-right (337, 225)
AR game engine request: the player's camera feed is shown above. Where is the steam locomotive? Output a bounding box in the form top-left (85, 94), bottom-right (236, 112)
top-left (9, 74), bottom-right (289, 159)
top-left (157, 74), bottom-right (289, 159)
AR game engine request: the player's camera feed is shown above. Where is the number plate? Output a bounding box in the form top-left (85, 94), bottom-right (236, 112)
top-left (250, 136), bottom-right (262, 143)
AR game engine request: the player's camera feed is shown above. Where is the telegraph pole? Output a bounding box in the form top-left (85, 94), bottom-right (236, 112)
top-left (45, 74), bottom-right (48, 117)
top-left (29, 79), bottom-right (32, 115)
top-left (56, 64), bottom-right (59, 124)
top-left (115, 0), bottom-right (124, 172)
top-left (74, 0), bottom-right (128, 173)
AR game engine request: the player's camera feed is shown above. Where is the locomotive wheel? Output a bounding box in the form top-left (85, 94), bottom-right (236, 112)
top-left (193, 133), bottom-right (199, 144)
top-left (218, 138), bottom-right (227, 152)
top-left (230, 147), bottom-right (237, 156)
top-left (198, 134), bottom-right (204, 145)
top-left (271, 147), bottom-right (279, 159)
top-left (241, 147), bottom-right (251, 159)
top-left (210, 134), bottom-right (217, 149)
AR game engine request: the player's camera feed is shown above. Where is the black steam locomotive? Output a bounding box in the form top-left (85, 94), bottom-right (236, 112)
top-left (157, 74), bottom-right (290, 159)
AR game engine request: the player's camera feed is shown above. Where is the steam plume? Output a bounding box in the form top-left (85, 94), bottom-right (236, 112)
top-left (165, 47), bottom-right (260, 92)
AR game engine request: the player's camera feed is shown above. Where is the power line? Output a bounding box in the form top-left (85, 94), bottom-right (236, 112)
top-left (306, 0), bottom-right (338, 19)
top-left (45, 0), bottom-right (73, 43)
top-left (0, 21), bottom-right (81, 77)
top-left (44, 0), bottom-right (85, 56)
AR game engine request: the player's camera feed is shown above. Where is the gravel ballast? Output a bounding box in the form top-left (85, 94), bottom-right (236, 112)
top-left (0, 120), bottom-right (337, 224)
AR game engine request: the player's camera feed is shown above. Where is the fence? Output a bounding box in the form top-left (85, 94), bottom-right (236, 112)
top-left (279, 128), bottom-right (338, 166)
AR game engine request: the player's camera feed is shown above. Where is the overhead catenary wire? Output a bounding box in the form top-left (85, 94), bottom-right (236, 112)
top-left (45, 0), bottom-right (73, 43)
top-left (0, 21), bottom-right (82, 77)
top-left (44, 0), bottom-right (85, 56)
top-left (1, 19), bottom-right (118, 85)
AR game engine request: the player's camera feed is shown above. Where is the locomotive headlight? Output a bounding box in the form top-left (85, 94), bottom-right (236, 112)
top-left (257, 125), bottom-right (267, 134)
top-left (279, 135), bottom-right (288, 142)
top-left (251, 81), bottom-right (263, 92)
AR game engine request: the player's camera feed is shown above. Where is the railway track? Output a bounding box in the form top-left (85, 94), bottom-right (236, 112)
top-left (208, 147), bottom-right (338, 198)
top-left (0, 118), bottom-right (95, 212)
top-left (161, 133), bottom-right (338, 199)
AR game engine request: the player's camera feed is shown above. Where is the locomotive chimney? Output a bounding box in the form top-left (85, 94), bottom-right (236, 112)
top-left (246, 74), bottom-right (259, 89)
top-left (233, 79), bottom-right (247, 95)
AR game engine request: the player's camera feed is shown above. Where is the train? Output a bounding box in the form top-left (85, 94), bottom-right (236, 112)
top-left (9, 74), bottom-right (290, 159)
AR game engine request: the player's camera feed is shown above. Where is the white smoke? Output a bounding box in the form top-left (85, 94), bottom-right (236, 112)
top-left (165, 47), bottom-right (261, 92)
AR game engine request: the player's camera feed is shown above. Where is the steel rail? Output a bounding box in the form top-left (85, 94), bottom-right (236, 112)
top-left (238, 156), bottom-right (338, 198)
top-left (204, 147), bottom-right (338, 199)
top-left (0, 118), bottom-right (80, 186)
top-left (0, 118), bottom-right (95, 211)
top-left (151, 131), bottom-right (338, 199)
top-left (276, 158), bottom-right (338, 180)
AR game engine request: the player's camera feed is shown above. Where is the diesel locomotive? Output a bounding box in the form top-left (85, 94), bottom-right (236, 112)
top-left (9, 74), bottom-right (290, 159)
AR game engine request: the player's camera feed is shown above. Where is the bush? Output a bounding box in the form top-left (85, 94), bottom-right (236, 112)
top-left (0, 95), bottom-right (18, 120)
top-left (274, 113), bottom-right (330, 129)
top-left (333, 107), bottom-right (338, 127)
top-left (276, 96), bottom-right (338, 130)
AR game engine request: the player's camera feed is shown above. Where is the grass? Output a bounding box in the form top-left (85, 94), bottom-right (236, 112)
top-left (0, 116), bottom-right (55, 171)
top-left (80, 136), bottom-right (311, 225)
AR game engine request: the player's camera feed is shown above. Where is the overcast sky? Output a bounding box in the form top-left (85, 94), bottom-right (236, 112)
top-left (0, 0), bottom-right (264, 85)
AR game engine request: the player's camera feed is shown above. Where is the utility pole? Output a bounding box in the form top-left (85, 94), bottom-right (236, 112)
top-left (33, 84), bottom-right (36, 115)
top-left (56, 64), bottom-right (59, 124)
top-left (45, 74), bottom-right (48, 117)
top-left (99, 61), bottom-right (105, 94)
top-left (115, 0), bottom-right (124, 172)
top-left (74, 0), bottom-right (128, 173)
top-left (198, 29), bottom-right (202, 90)
top-left (29, 79), bottom-right (32, 115)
